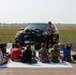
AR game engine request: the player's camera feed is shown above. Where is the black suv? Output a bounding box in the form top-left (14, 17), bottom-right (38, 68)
top-left (15, 23), bottom-right (59, 49)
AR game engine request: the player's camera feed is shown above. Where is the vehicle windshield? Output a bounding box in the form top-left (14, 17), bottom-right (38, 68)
top-left (24, 23), bottom-right (47, 31)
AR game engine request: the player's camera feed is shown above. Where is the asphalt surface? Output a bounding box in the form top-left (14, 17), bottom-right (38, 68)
top-left (0, 43), bottom-right (76, 75)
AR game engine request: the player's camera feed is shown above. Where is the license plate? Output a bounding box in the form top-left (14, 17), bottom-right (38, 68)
top-left (24, 40), bottom-right (30, 44)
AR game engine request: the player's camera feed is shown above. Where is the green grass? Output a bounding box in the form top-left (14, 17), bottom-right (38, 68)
top-left (58, 26), bottom-right (76, 50)
top-left (0, 26), bottom-right (25, 43)
top-left (0, 26), bottom-right (76, 50)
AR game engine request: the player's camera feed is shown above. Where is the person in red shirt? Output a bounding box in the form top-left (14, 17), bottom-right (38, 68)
top-left (11, 46), bottom-right (22, 61)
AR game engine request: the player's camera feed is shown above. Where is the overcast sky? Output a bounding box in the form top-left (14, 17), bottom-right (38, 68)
top-left (0, 0), bottom-right (76, 23)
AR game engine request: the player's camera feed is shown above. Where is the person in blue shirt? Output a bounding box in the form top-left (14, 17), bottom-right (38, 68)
top-left (61, 42), bottom-right (72, 62)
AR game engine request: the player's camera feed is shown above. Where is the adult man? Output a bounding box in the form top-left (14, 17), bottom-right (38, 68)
top-left (45, 21), bottom-right (55, 49)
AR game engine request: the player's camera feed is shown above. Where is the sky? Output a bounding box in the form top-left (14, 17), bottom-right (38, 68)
top-left (0, 0), bottom-right (76, 24)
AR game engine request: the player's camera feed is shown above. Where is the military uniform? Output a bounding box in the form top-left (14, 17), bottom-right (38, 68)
top-left (45, 25), bottom-right (55, 49)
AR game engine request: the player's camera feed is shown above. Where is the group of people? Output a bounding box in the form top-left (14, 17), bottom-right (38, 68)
top-left (11, 40), bottom-right (37, 63)
top-left (0, 21), bottom-right (76, 66)
top-left (10, 41), bottom-right (76, 63)
top-left (1, 39), bottom-right (76, 66)
top-left (11, 40), bottom-right (62, 63)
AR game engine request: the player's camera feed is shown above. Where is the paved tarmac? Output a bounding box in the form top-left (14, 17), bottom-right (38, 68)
top-left (0, 43), bottom-right (76, 75)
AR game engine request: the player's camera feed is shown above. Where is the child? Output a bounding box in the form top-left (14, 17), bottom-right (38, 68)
top-left (48, 44), bottom-right (54, 62)
top-left (0, 48), bottom-right (7, 65)
top-left (61, 42), bottom-right (72, 62)
top-left (12, 39), bottom-right (22, 49)
top-left (39, 43), bottom-right (49, 63)
top-left (51, 44), bottom-right (61, 63)
top-left (19, 45), bottom-right (32, 63)
top-left (11, 45), bottom-right (22, 61)
top-left (48, 44), bottom-right (54, 53)
top-left (30, 41), bottom-right (36, 58)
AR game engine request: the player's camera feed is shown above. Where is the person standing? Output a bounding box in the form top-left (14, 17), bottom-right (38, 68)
top-left (45, 21), bottom-right (55, 49)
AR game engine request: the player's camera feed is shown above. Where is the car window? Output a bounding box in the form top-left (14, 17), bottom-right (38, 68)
top-left (51, 24), bottom-right (58, 31)
top-left (53, 24), bottom-right (58, 30)
top-left (24, 23), bottom-right (47, 31)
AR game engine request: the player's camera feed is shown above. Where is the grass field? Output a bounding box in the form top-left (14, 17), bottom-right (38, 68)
top-left (58, 26), bottom-right (76, 50)
top-left (0, 26), bottom-right (76, 50)
top-left (0, 26), bottom-right (25, 43)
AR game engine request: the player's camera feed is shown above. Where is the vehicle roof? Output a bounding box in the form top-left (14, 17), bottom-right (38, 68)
top-left (27, 23), bottom-right (47, 25)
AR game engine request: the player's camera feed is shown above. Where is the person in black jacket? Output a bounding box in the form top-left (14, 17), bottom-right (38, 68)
top-left (19, 45), bottom-right (32, 63)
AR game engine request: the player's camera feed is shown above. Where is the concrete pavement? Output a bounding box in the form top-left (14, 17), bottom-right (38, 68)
top-left (0, 43), bottom-right (75, 75)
